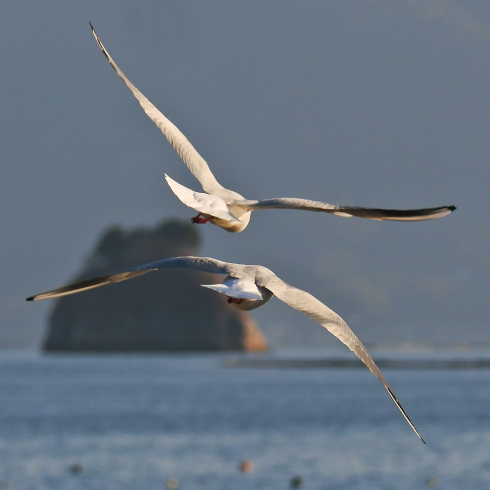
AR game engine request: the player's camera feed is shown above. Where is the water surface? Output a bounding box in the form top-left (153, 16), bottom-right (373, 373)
top-left (0, 350), bottom-right (489, 489)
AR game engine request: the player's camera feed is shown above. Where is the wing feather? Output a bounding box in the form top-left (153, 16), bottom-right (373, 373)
top-left (90, 25), bottom-right (223, 196)
top-left (236, 198), bottom-right (456, 221)
top-left (27, 256), bottom-right (238, 301)
top-left (262, 275), bottom-right (425, 442)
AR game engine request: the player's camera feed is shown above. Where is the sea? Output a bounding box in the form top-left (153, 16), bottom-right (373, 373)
top-left (1, 348), bottom-right (490, 490)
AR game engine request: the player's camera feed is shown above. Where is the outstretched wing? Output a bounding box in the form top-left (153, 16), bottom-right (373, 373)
top-left (261, 274), bottom-right (425, 442)
top-left (90, 25), bottom-right (223, 196)
top-left (27, 256), bottom-right (239, 301)
top-left (236, 197), bottom-right (456, 221)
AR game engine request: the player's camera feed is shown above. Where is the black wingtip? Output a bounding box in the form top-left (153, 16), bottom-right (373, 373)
top-left (89, 22), bottom-right (94, 30)
top-left (26, 296), bottom-right (35, 302)
top-left (421, 437), bottom-right (427, 445)
top-left (449, 205), bottom-right (457, 212)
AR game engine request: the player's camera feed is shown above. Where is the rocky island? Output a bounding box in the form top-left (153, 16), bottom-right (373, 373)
top-left (43, 220), bottom-right (268, 352)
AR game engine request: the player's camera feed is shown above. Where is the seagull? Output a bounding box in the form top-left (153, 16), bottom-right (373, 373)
top-left (27, 255), bottom-right (425, 443)
top-left (90, 25), bottom-right (455, 233)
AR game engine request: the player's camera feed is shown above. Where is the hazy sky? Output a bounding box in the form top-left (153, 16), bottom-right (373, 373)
top-left (2, 1), bottom-right (489, 348)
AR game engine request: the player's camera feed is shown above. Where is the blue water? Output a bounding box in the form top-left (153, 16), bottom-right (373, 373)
top-left (1, 350), bottom-right (490, 489)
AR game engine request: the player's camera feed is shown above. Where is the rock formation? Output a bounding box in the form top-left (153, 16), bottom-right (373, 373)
top-left (43, 219), bottom-right (268, 352)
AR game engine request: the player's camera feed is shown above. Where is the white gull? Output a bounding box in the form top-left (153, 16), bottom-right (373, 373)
top-left (28, 255), bottom-right (425, 443)
top-left (91, 25), bottom-right (455, 233)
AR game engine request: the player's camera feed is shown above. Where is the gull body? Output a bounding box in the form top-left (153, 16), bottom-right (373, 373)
top-left (91, 26), bottom-right (455, 233)
top-left (28, 255), bottom-right (424, 443)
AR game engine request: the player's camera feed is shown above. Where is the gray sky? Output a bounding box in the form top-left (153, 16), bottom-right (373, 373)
top-left (2, 1), bottom-right (489, 348)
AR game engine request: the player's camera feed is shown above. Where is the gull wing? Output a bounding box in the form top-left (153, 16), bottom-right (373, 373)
top-left (90, 25), bottom-right (223, 196)
top-left (26, 256), bottom-right (237, 301)
top-left (236, 198), bottom-right (456, 221)
top-left (260, 274), bottom-right (425, 443)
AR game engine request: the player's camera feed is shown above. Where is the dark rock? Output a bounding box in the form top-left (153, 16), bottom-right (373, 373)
top-left (43, 219), bottom-right (268, 352)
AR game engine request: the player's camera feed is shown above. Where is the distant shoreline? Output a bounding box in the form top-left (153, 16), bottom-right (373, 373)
top-left (224, 357), bottom-right (490, 370)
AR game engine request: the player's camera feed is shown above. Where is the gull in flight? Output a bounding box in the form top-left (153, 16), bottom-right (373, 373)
top-left (90, 25), bottom-right (455, 233)
top-left (27, 255), bottom-right (425, 443)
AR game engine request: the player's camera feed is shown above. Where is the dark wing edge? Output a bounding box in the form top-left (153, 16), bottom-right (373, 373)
top-left (336, 205), bottom-right (456, 221)
top-left (26, 270), bottom-right (152, 301)
top-left (26, 256), bottom-right (233, 301)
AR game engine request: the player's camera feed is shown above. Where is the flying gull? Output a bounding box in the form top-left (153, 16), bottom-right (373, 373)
top-left (90, 25), bottom-right (455, 233)
top-left (27, 255), bottom-right (425, 442)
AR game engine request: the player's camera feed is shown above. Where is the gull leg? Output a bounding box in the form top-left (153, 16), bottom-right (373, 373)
top-left (191, 213), bottom-right (209, 224)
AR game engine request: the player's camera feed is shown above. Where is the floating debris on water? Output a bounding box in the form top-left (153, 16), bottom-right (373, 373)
top-left (428, 476), bottom-right (439, 487)
top-left (290, 475), bottom-right (303, 488)
top-left (239, 460), bottom-right (254, 473)
top-left (166, 477), bottom-right (178, 489)
top-left (68, 463), bottom-right (83, 475)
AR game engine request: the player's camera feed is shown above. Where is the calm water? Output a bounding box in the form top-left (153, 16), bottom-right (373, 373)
top-left (0, 350), bottom-right (490, 489)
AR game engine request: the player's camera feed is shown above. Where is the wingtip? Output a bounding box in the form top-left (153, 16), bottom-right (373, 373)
top-left (448, 205), bottom-right (457, 212)
top-left (384, 385), bottom-right (425, 443)
top-left (89, 22), bottom-right (94, 30)
top-left (26, 296), bottom-right (35, 302)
